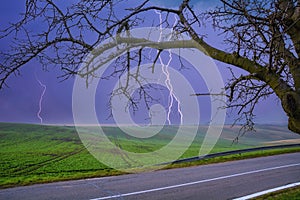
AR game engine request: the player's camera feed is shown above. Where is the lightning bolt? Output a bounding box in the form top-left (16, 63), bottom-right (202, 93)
top-left (155, 11), bottom-right (183, 125)
top-left (34, 70), bottom-right (46, 124)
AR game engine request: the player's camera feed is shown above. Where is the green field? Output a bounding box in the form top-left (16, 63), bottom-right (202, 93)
top-left (1, 123), bottom-right (300, 188)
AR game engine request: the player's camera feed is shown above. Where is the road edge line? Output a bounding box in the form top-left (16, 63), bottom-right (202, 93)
top-left (233, 182), bottom-right (300, 200)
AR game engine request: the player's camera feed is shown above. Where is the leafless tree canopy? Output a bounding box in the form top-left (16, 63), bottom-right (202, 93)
top-left (1, 0), bottom-right (300, 133)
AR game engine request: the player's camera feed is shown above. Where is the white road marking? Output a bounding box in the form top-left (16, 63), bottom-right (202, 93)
top-left (89, 163), bottom-right (300, 200)
top-left (233, 182), bottom-right (300, 200)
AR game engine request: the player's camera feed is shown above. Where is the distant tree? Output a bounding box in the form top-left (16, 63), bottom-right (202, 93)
top-left (1, 0), bottom-right (299, 133)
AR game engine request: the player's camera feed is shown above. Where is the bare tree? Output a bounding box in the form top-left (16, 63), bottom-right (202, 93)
top-left (1, 0), bottom-right (299, 134)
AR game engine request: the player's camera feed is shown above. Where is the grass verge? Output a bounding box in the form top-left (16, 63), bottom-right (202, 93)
top-left (164, 147), bottom-right (300, 169)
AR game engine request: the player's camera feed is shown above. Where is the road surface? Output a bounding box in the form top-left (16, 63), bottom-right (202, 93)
top-left (1, 152), bottom-right (300, 200)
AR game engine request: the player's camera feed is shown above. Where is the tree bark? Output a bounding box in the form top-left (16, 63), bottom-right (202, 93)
top-left (281, 92), bottom-right (300, 133)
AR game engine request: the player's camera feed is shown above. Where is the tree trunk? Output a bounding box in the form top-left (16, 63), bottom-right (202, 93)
top-left (281, 92), bottom-right (300, 134)
top-left (288, 117), bottom-right (300, 134)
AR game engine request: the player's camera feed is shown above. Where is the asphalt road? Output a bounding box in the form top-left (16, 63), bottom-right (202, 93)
top-left (1, 152), bottom-right (300, 200)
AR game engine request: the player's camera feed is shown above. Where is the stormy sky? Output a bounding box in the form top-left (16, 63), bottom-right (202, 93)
top-left (0, 0), bottom-right (288, 125)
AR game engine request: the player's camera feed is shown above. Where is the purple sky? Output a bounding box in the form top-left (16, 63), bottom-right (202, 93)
top-left (0, 0), bottom-right (288, 125)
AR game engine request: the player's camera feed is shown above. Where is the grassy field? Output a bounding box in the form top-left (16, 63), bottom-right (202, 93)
top-left (0, 122), bottom-right (300, 188)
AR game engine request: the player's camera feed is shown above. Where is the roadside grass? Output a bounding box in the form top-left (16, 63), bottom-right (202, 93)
top-left (0, 122), bottom-right (300, 188)
top-left (253, 185), bottom-right (300, 200)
